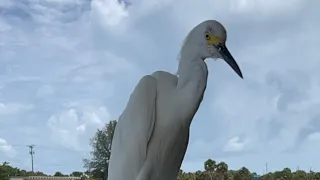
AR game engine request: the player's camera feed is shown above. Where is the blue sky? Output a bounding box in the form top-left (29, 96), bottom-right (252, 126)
top-left (1, 0), bottom-right (320, 176)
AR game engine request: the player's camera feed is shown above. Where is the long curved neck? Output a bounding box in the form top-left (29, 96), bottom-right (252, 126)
top-left (176, 49), bottom-right (208, 99)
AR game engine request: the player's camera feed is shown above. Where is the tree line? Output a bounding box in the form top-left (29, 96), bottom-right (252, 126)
top-left (178, 159), bottom-right (320, 180)
top-left (2, 120), bottom-right (320, 180)
top-left (0, 161), bottom-right (85, 180)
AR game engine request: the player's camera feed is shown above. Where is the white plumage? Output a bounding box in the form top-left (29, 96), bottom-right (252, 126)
top-left (108, 20), bottom-right (243, 180)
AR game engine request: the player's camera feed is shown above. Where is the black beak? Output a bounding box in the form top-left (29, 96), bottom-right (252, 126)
top-left (216, 44), bottom-right (243, 79)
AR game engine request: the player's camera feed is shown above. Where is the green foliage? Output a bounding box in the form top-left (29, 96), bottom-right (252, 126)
top-left (177, 159), bottom-right (320, 180)
top-left (204, 159), bottom-right (216, 180)
top-left (204, 159), bottom-right (216, 171)
top-left (71, 171), bottom-right (84, 177)
top-left (83, 120), bottom-right (117, 180)
top-left (54, 171), bottom-right (65, 176)
top-left (233, 167), bottom-right (253, 180)
top-left (292, 170), bottom-right (307, 180)
top-left (0, 162), bottom-right (45, 180)
top-left (0, 163), bottom-right (89, 180)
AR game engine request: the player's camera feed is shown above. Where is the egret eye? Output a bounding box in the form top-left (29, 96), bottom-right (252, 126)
top-left (205, 33), bottom-right (210, 40)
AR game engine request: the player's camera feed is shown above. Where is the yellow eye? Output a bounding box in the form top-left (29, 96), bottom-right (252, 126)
top-left (205, 33), bottom-right (210, 40)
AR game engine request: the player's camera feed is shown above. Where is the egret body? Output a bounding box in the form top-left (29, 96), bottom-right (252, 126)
top-left (108, 20), bottom-right (243, 180)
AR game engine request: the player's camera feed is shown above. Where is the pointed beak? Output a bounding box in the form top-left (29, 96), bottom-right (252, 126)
top-left (218, 44), bottom-right (243, 79)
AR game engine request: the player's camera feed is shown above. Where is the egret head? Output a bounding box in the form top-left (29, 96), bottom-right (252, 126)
top-left (182, 20), bottom-right (243, 78)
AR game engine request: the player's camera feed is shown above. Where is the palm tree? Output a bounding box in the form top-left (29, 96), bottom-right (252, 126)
top-left (204, 159), bottom-right (216, 180)
top-left (216, 162), bottom-right (228, 180)
top-left (1, 162), bottom-right (9, 166)
top-left (237, 167), bottom-right (253, 180)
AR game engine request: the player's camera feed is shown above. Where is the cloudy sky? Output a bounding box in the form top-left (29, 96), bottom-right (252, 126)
top-left (1, 0), bottom-right (320, 176)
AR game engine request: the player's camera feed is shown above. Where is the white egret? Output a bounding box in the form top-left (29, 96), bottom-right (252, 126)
top-left (108, 20), bottom-right (243, 180)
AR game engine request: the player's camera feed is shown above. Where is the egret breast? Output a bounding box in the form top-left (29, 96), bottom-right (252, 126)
top-left (141, 71), bottom-right (189, 180)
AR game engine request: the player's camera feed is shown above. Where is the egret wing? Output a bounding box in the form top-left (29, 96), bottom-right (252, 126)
top-left (108, 75), bottom-right (157, 180)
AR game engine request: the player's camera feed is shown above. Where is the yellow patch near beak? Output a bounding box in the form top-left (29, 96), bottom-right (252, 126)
top-left (206, 34), bottom-right (221, 46)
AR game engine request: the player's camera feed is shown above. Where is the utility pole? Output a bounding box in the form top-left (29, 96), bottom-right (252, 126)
top-left (309, 165), bottom-right (312, 180)
top-left (265, 162), bottom-right (268, 174)
top-left (28, 145), bottom-right (35, 172)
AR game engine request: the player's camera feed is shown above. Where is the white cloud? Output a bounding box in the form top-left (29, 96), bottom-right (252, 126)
top-left (46, 106), bottom-right (110, 150)
top-left (91, 0), bottom-right (128, 27)
top-left (307, 132), bottom-right (320, 141)
top-left (223, 136), bottom-right (248, 152)
top-left (36, 84), bottom-right (55, 98)
top-left (229, 0), bottom-right (303, 15)
top-left (0, 103), bottom-right (33, 115)
top-left (0, 138), bottom-right (16, 158)
top-left (167, 0), bottom-right (303, 33)
top-left (0, 0), bottom-right (12, 8)
top-left (0, 19), bottom-right (11, 32)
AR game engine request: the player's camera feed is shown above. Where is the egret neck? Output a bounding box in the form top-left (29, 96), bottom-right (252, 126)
top-left (176, 43), bottom-right (208, 90)
top-left (175, 47), bottom-right (208, 122)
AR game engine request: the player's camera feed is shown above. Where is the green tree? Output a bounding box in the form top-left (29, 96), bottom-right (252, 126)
top-left (83, 120), bottom-right (117, 180)
top-left (71, 171), bottom-right (83, 177)
top-left (204, 159), bottom-right (216, 180)
top-left (274, 170), bottom-right (282, 179)
top-left (280, 168), bottom-right (292, 180)
top-left (228, 170), bottom-right (237, 180)
top-left (195, 170), bottom-right (208, 180)
top-left (0, 163), bottom-right (10, 180)
top-left (260, 172), bottom-right (274, 180)
top-left (234, 167), bottom-right (253, 180)
top-left (292, 170), bottom-right (307, 180)
top-left (178, 169), bottom-right (184, 180)
top-left (216, 161), bottom-right (228, 180)
top-left (0, 163), bottom-right (21, 179)
top-left (314, 172), bottom-right (320, 180)
top-left (33, 171), bottom-right (46, 176)
top-left (54, 171), bottom-right (64, 176)
top-left (0, 162), bottom-right (47, 180)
